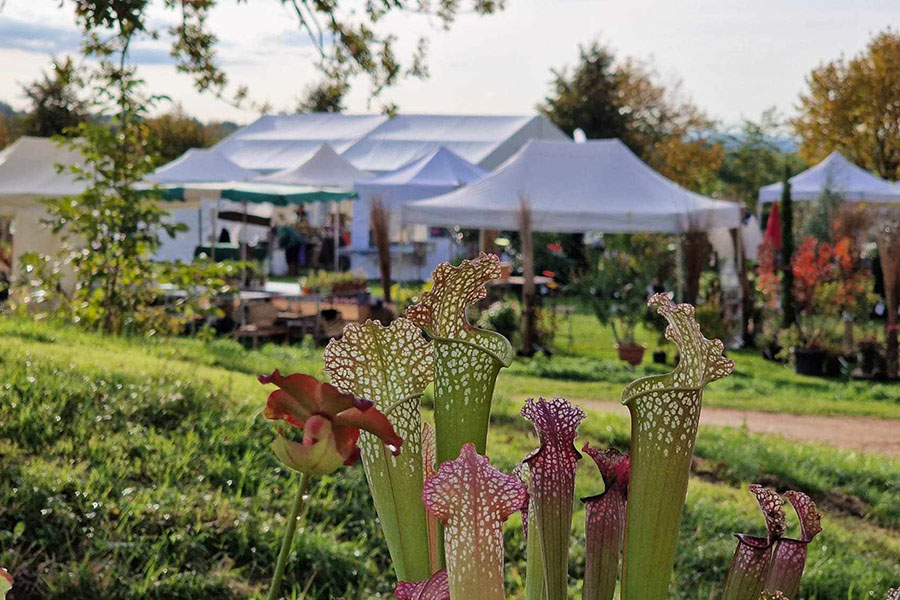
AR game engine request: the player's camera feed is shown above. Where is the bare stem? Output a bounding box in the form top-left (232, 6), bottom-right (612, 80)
top-left (267, 473), bottom-right (311, 600)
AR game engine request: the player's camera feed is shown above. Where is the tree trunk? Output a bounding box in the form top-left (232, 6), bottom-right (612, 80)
top-left (682, 231), bottom-right (710, 306)
top-left (780, 165), bottom-right (796, 329)
top-left (876, 215), bottom-right (900, 379)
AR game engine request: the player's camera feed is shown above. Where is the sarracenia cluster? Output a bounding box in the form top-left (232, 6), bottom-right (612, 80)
top-left (247, 254), bottom-right (893, 600)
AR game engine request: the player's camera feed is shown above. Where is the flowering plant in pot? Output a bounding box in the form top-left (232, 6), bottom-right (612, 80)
top-left (577, 246), bottom-right (658, 366)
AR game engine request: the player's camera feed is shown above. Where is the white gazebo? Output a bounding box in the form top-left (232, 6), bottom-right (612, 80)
top-left (404, 139), bottom-right (740, 233)
top-left (758, 151), bottom-right (900, 204)
top-left (351, 147), bottom-right (487, 280)
top-left (404, 139), bottom-right (742, 348)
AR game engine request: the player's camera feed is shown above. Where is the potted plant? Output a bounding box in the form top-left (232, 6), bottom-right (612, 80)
top-left (577, 238), bottom-right (669, 366)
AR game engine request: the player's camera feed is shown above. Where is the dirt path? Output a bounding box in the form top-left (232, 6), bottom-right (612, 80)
top-left (576, 399), bottom-right (900, 458)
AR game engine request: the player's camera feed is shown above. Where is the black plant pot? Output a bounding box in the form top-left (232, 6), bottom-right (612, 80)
top-left (823, 354), bottom-right (844, 378)
top-left (793, 348), bottom-right (827, 376)
top-left (652, 350), bottom-right (667, 364)
top-left (761, 343), bottom-right (782, 362)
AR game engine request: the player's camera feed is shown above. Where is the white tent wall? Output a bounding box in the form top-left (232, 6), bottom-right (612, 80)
top-left (350, 183), bottom-right (456, 281)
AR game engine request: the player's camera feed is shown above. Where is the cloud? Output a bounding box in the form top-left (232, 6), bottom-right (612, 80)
top-left (0, 17), bottom-right (81, 54)
top-left (0, 17), bottom-right (173, 65)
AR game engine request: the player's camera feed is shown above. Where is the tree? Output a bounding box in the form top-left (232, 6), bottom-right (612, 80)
top-left (717, 109), bottom-right (806, 212)
top-left (63, 0), bottom-right (506, 110)
top-left (145, 108), bottom-right (213, 164)
top-left (538, 43), bottom-right (629, 141)
top-left (780, 165), bottom-right (796, 329)
top-left (297, 79), bottom-right (349, 113)
top-left (20, 14), bottom-right (233, 334)
top-left (793, 29), bottom-right (900, 180)
top-left (538, 42), bottom-right (722, 194)
top-left (21, 57), bottom-right (89, 137)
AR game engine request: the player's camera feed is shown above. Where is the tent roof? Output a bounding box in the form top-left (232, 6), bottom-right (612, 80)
top-left (149, 148), bottom-right (258, 184)
top-left (341, 114), bottom-right (568, 173)
top-left (210, 113), bottom-right (568, 174)
top-left (758, 151), bottom-right (900, 203)
top-left (404, 139), bottom-right (741, 234)
top-left (255, 143), bottom-right (373, 188)
top-left (357, 146), bottom-right (486, 190)
top-left (0, 136), bottom-right (85, 199)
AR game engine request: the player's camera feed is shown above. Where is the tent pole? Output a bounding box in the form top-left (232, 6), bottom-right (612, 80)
top-left (211, 196), bottom-right (220, 262)
top-left (241, 200), bottom-right (248, 287)
top-left (333, 200), bottom-right (340, 271)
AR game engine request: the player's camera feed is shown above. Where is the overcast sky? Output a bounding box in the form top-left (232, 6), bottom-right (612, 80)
top-left (0, 0), bottom-right (897, 128)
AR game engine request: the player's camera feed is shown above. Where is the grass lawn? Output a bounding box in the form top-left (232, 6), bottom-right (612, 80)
top-left (1, 315), bottom-right (899, 598)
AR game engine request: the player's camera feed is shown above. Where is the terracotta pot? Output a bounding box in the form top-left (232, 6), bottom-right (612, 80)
top-left (616, 343), bottom-right (646, 366)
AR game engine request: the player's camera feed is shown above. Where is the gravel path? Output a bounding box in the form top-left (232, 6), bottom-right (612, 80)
top-left (577, 399), bottom-right (900, 457)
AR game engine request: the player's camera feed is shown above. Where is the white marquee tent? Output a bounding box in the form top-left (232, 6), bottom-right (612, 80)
top-left (351, 147), bottom-right (487, 280)
top-left (758, 151), bottom-right (900, 204)
top-left (404, 139), bottom-right (741, 233)
top-left (212, 113), bottom-right (569, 174)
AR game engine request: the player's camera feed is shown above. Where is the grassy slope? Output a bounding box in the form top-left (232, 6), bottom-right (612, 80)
top-left (512, 313), bottom-right (900, 419)
top-left (1, 317), bottom-right (899, 598)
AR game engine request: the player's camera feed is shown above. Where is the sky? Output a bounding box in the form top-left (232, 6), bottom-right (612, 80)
top-left (0, 0), bottom-right (897, 128)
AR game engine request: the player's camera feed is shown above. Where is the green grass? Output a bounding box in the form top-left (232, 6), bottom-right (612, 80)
top-left (1, 315), bottom-right (899, 599)
top-left (527, 312), bottom-right (900, 419)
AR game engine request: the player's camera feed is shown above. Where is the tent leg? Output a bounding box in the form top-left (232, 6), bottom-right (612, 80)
top-left (241, 200), bottom-right (248, 287)
top-left (211, 196), bottom-right (220, 262)
top-left (333, 200), bottom-right (340, 271)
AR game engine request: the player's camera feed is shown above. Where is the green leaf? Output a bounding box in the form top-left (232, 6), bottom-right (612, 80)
top-left (620, 294), bottom-right (734, 600)
top-left (406, 253), bottom-right (513, 465)
top-left (324, 318), bottom-right (434, 582)
top-left (0, 568), bottom-right (11, 600)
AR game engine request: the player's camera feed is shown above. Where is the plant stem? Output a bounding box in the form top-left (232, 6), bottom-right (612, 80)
top-left (267, 473), bottom-right (311, 600)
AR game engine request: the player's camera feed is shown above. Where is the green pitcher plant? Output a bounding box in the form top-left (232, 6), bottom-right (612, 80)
top-left (255, 255), bottom-right (896, 600)
top-left (620, 293), bottom-right (734, 600)
top-left (323, 318), bottom-right (436, 581)
top-left (406, 252), bottom-right (514, 465)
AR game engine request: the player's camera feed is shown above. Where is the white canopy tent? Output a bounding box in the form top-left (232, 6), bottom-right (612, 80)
top-left (405, 139), bottom-right (743, 347)
top-left (404, 139), bottom-right (741, 233)
top-left (256, 143), bottom-right (373, 270)
top-left (0, 137), bottom-right (88, 281)
top-left (149, 147), bottom-right (258, 185)
top-left (351, 147), bottom-right (487, 280)
top-left (758, 151), bottom-right (900, 204)
top-left (256, 143), bottom-right (373, 187)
